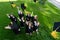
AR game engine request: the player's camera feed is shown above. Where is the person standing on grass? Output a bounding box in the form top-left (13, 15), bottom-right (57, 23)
top-left (25, 21), bottom-right (33, 35)
top-left (30, 15), bottom-right (34, 22)
top-left (32, 15), bottom-right (40, 34)
top-left (21, 3), bottom-right (26, 11)
top-left (17, 6), bottom-right (25, 27)
top-left (17, 6), bottom-right (24, 19)
top-left (31, 15), bottom-right (37, 25)
top-left (33, 20), bottom-right (40, 34)
top-left (33, 15), bottom-right (37, 21)
top-left (18, 17), bottom-right (25, 28)
top-left (25, 20), bottom-right (29, 34)
top-left (26, 13), bottom-right (31, 21)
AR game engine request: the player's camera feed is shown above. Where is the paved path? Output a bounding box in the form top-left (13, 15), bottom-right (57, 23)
top-left (48, 0), bottom-right (60, 8)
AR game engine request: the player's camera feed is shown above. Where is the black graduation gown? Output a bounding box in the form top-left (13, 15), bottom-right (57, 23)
top-left (20, 19), bottom-right (25, 27)
top-left (9, 15), bottom-right (17, 23)
top-left (11, 22), bottom-right (20, 34)
top-left (21, 3), bottom-right (26, 11)
top-left (53, 22), bottom-right (60, 32)
top-left (32, 17), bottom-right (37, 25)
top-left (33, 21), bottom-right (38, 31)
top-left (18, 13), bottom-right (24, 19)
top-left (25, 23), bottom-right (33, 33)
top-left (26, 15), bottom-right (31, 21)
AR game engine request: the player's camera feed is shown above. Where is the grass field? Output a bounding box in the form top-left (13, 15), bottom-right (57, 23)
top-left (0, 0), bottom-right (60, 40)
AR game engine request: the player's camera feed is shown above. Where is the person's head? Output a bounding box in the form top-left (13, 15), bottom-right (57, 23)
top-left (27, 13), bottom-right (31, 16)
top-left (18, 10), bottom-right (22, 14)
top-left (20, 11), bottom-right (23, 14)
top-left (28, 21), bottom-right (32, 27)
top-left (9, 22), bottom-right (13, 26)
top-left (10, 14), bottom-right (15, 18)
top-left (34, 15), bottom-right (37, 19)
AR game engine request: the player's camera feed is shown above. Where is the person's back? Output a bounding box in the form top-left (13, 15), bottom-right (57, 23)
top-left (11, 22), bottom-right (19, 29)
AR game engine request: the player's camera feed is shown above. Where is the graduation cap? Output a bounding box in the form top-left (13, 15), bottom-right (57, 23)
top-left (51, 22), bottom-right (60, 38)
top-left (53, 22), bottom-right (60, 32)
top-left (10, 1), bottom-right (16, 8)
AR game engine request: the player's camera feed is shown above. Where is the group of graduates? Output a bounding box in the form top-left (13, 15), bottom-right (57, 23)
top-left (5, 2), bottom-right (40, 35)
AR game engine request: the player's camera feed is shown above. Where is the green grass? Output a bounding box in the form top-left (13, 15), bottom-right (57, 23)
top-left (0, 0), bottom-right (60, 40)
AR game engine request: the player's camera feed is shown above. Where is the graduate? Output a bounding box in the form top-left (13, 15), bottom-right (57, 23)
top-left (33, 20), bottom-right (39, 34)
top-left (6, 14), bottom-right (20, 34)
top-left (25, 21), bottom-right (29, 34)
top-left (18, 17), bottom-right (25, 27)
top-left (21, 3), bottom-right (26, 11)
top-left (31, 15), bottom-right (34, 23)
top-left (5, 22), bottom-right (20, 34)
top-left (6, 14), bottom-right (17, 23)
top-left (26, 13), bottom-right (31, 21)
top-left (31, 15), bottom-right (38, 25)
top-left (25, 21), bottom-right (33, 35)
top-left (17, 7), bottom-right (24, 19)
top-left (32, 15), bottom-right (39, 34)
top-left (33, 15), bottom-right (37, 21)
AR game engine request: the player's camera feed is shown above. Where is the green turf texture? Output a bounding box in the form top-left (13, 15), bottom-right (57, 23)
top-left (0, 0), bottom-right (60, 40)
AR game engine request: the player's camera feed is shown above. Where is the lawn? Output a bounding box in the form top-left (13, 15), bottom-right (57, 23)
top-left (0, 0), bottom-right (60, 40)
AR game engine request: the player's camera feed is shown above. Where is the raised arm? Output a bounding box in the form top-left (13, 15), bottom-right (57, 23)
top-left (18, 17), bottom-right (21, 21)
